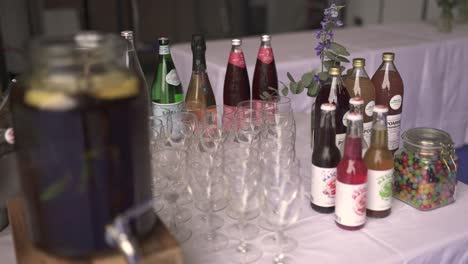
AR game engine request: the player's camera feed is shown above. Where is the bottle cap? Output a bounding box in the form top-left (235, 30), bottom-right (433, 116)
top-left (320, 103), bottom-right (336, 111)
top-left (191, 35), bottom-right (206, 51)
top-left (121, 30), bottom-right (133, 38)
top-left (158, 37), bottom-right (169, 45)
top-left (352, 58), bottom-right (365, 67)
top-left (261, 35), bottom-right (271, 42)
top-left (383, 52), bottom-right (395, 62)
top-left (349, 97), bottom-right (364, 105)
top-left (328, 67), bottom-right (341, 76)
top-left (232, 39), bottom-right (241, 46)
top-left (373, 105), bottom-right (389, 113)
top-left (347, 112), bottom-right (363, 121)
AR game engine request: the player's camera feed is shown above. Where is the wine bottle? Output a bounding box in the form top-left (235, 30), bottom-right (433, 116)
top-left (223, 39), bottom-right (250, 107)
top-left (150, 37), bottom-right (184, 119)
top-left (252, 35), bottom-right (278, 100)
top-left (185, 35), bottom-right (216, 116)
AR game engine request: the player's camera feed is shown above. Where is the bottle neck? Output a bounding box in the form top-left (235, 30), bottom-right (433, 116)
top-left (370, 112), bottom-right (389, 149)
top-left (351, 66), bottom-right (370, 79)
top-left (159, 44), bottom-right (170, 56)
top-left (192, 49), bottom-right (207, 72)
top-left (350, 104), bottom-right (363, 115)
top-left (344, 119), bottom-right (363, 158)
top-left (317, 110), bottom-right (336, 147)
top-left (231, 45), bottom-right (242, 53)
top-left (260, 40), bottom-right (271, 48)
top-left (379, 61), bottom-right (397, 73)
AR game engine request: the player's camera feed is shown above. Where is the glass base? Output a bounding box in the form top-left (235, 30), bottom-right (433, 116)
top-left (194, 232), bottom-right (229, 252)
top-left (262, 234), bottom-right (298, 253)
top-left (195, 198), bottom-right (228, 213)
top-left (169, 224), bottom-right (192, 243)
top-left (226, 223), bottom-right (259, 241)
top-left (227, 242), bottom-right (263, 264)
top-left (176, 191), bottom-right (193, 205)
top-left (273, 254), bottom-right (296, 264)
top-left (192, 214), bottom-right (224, 231)
top-left (175, 206), bottom-right (192, 223)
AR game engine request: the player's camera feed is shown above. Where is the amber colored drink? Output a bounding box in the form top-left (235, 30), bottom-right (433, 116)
top-left (344, 58), bottom-right (375, 147)
top-left (335, 113), bottom-right (367, 231)
top-left (252, 35), bottom-right (278, 100)
top-left (371, 52), bottom-right (404, 154)
top-left (364, 105), bottom-right (394, 218)
top-left (223, 39), bottom-right (250, 107)
top-left (311, 103), bottom-right (341, 214)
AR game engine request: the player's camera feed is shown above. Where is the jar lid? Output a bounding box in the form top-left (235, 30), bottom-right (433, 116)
top-left (402, 127), bottom-right (454, 150)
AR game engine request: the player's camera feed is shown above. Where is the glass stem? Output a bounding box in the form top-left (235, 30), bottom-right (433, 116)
top-left (207, 197), bottom-right (215, 240)
top-left (238, 216), bottom-right (248, 253)
top-left (170, 202), bottom-right (178, 231)
top-left (276, 229), bottom-right (285, 254)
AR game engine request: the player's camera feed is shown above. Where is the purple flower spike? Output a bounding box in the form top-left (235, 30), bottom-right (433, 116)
top-left (315, 30), bottom-right (322, 39)
top-left (314, 74), bottom-right (320, 82)
top-left (328, 30), bottom-right (334, 39)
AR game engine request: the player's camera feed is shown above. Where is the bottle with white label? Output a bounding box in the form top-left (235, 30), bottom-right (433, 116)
top-left (150, 37), bottom-right (184, 119)
top-left (311, 103), bottom-right (341, 214)
top-left (347, 97), bottom-right (369, 157)
top-left (344, 58), bottom-right (376, 148)
top-left (364, 105), bottom-right (394, 218)
top-left (371, 52), bottom-right (404, 154)
top-left (335, 112), bottom-right (367, 231)
top-left (313, 67), bottom-right (350, 152)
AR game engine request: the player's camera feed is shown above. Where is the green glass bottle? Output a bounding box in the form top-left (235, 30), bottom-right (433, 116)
top-left (151, 37), bottom-right (184, 117)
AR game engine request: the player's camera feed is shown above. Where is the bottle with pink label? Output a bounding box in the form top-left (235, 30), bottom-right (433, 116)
top-left (252, 35), bottom-right (278, 100)
top-left (311, 103), bottom-right (341, 214)
top-left (223, 39), bottom-right (250, 107)
top-left (335, 112), bottom-right (368, 231)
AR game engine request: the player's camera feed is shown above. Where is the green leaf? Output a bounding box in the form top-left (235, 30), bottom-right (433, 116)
top-left (281, 86), bottom-right (289, 96)
top-left (40, 174), bottom-right (71, 202)
top-left (323, 60), bottom-right (334, 70)
top-left (287, 72), bottom-right (296, 83)
top-left (297, 81), bottom-right (305, 94)
top-left (307, 81), bottom-right (320, 97)
top-left (318, 72), bottom-right (329, 81)
top-left (301, 72), bottom-right (315, 87)
top-left (329, 42), bottom-right (350, 56)
top-left (289, 81), bottom-right (299, 94)
top-left (324, 51), bottom-right (350, 63)
top-left (339, 66), bottom-right (346, 74)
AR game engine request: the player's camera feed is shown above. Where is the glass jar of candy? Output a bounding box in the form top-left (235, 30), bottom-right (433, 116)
top-left (393, 128), bottom-right (457, 210)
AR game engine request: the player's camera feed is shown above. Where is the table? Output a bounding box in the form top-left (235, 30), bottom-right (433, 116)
top-left (171, 23), bottom-right (468, 147)
top-left (2, 113), bottom-right (468, 264)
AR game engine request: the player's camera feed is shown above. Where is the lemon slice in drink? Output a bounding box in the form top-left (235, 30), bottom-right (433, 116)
top-left (90, 73), bottom-right (139, 100)
top-left (25, 89), bottom-right (77, 111)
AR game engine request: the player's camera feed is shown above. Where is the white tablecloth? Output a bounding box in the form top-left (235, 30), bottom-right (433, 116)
top-left (172, 23), bottom-right (468, 147)
top-left (2, 113), bottom-right (468, 263)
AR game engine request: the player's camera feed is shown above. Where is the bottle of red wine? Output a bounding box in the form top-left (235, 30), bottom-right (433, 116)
top-left (223, 39), bottom-right (250, 107)
top-left (252, 35), bottom-right (278, 100)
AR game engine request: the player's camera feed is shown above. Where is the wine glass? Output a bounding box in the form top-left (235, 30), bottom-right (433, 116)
top-left (261, 160), bottom-right (303, 264)
top-left (149, 117), bottom-right (168, 200)
top-left (154, 148), bottom-right (192, 242)
top-left (166, 112), bottom-right (199, 150)
top-left (224, 148), bottom-right (263, 263)
top-left (189, 152), bottom-right (229, 252)
top-left (185, 100), bottom-right (206, 121)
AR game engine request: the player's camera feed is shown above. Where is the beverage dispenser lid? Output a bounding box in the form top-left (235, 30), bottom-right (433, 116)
top-left (402, 127), bottom-right (454, 150)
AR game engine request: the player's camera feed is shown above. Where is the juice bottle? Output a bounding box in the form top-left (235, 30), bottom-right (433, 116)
top-left (311, 103), bottom-right (341, 214)
top-left (371, 52), bottom-right (404, 154)
top-left (313, 67), bottom-right (350, 151)
top-left (252, 35), bottom-right (278, 100)
top-left (223, 39), bottom-right (250, 107)
top-left (347, 97), bottom-right (369, 156)
top-left (364, 105), bottom-right (394, 218)
top-left (344, 58), bottom-right (375, 148)
top-left (335, 112), bottom-right (367, 230)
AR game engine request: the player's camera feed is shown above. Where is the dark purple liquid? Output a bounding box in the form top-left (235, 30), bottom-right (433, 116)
top-left (313, 82), bottom-right (350, 147)
top-left (252, 58), bottom-right (278, 100)
top-left (12, 87), bottom-right (155, 257)
top-left (223, 63), bottom-right (250, 107)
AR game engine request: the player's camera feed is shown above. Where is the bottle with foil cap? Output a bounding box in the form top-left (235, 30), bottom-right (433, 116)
top-left (364, 105), bottom-right (394, 218)
top-left (347, 97), bottom-right (369, 156)
top-left (185, 34), bottom-right (216, 117)
top-left (311, 103), bottom-right (341, 214)
top-left (121, 30), bottom-right (151, 113)
top-left (150, 37), bottom-right (184, 117)
top-left (223, 39), bottom-right (250, 107)
top-left (344, 58), bottom-right (376, 148)
top-left (11, 32), bottom-right (155, 256)
top-left (252, 35), bottom-right (278, 100)
top-left (335, 112), bottom-right (368, 231)
top-left (312, 66), bottom-right (350, 152)
top-left (371, 52), bottom-right (404, 154)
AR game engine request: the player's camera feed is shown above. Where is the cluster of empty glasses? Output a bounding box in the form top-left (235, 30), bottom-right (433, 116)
top-left (107, 96), bottom-right (304, 264)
